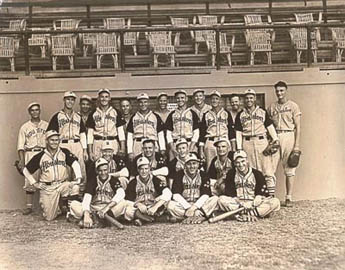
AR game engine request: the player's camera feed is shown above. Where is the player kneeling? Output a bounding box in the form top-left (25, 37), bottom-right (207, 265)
top-left (167, 153), bottom-right (218, 224)
top-left (69, 158), bottom-right (133, 229)
top-left (216, 150), bottom-right (280, 222)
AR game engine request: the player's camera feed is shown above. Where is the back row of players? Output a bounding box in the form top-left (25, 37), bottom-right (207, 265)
top-left (17, 81), bottom-right (301, 225)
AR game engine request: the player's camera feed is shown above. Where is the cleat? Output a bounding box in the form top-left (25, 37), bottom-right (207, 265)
top-left (22, 208), bottom-right (33, 215)
top-left (285, 199), bottom-right (293, 208)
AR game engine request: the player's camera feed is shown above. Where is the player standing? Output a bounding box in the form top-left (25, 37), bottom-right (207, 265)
top-left (190, 89), bottom-right (212, 122)
top-left (87, 88), bottom-right (126, 161)
top-left (79, 95), bottom-right (93, 127)
top-left (229, 94), bottom-right (241, 129)
top-left (267, 81), bottom-right (301, 207)
top-left (154, 92), bottom-right (170, 124)
top-left (235, 89), bottom-right (279, 196)
top-left (17, 102), bottom-right (48, 215)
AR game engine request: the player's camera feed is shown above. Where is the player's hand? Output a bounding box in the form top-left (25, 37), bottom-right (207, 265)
top-left (136, 203), bottom-right (148, 214)
top-left (147, 205), bottom-right (158, 216)
top-left (128, 153), bottom-right (134, 162)
top-left (189, 142), bottom-right (196, 152)
top-left (253, 195), bottom-right (264, 207)
top-left (118, 148), bottom-right (126, 157)
top-left (194, 209), bottom-right (204, 217)
top-left (160, 150), bottom-right (166, 158)
top-left (241, 201), bottom-right (253, 210)
top-left (18, 159), bottom-right (25, 171)
top-left (185, 205), bottom-right (198, 217)
top-left (83, 212), bottom-right (93, 228)
top-left (97, 207), bottom-right (109, 219)
top-left (89, 152), bottom-right (97, 162)
top-left (33, 182), bottom-right (46, 191)
top-left (83, 150), bottom-right (89, 162)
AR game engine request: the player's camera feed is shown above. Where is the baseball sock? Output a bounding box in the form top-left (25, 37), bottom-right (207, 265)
top-left (286, 195), bottom-right (292, 201)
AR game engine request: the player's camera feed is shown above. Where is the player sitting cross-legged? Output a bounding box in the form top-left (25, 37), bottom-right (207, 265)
top-left (217, 150), bottom-right (280, 222)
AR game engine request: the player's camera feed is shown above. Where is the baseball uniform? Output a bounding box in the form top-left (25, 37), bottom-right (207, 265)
top-left (190, 104), bottom-right (212, 122)
top-left (17, 120), bottom-right (48, 192)
top-left (24, 147), bottom-right (81, 221)
top-left (208, 152), bottom-right (233, 195)
top-left (267, 100), bottom-right (302, 176)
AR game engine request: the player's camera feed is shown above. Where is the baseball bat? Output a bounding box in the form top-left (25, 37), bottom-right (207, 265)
top-left (208, 207), bottom-right (244, 223)
top-left (104, 213), bottom-right (124, 230)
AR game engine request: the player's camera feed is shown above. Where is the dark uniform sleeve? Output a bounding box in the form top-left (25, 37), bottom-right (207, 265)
top-left (84, 172), bottom-right (97, 196)
top-left (116, 109), bottom-right (126, 127)
top-left (79, 118), bottom-right (87, 134)
top-left (263, 109), bottom-right (274, 128)
top-left (130, 154), bottom-right (141, 176)
top-left (61, 148), bottom-right (78, 166)
top-left (200, 172), bottom-right (212, 196)
top-left (126, 114), bottom-right (135, 133)
top-left (47, 112), bottom-right (60, 132)
top-left (226, 109), bottom-right (236, 140)
top-left (25, 151), bottom-right (45, 174)
top-left (109, 177), bottom-right (123, 193)
top-left (199, 113), bottom-right (207, 143)
top-left (167, 159), bottom-right (176, 179)
top-left (191, 110), bottom-right (199, 131)
top-left (86, 109), bottom-right (96, 129)
top-left (113, 155), bottom-right (128, 171)
top-left (253, 169), bottom-right (270, 197)
top-left (223, 169), bottom-right (237, 197)
top-left (234, 110), bottom-right (243, 132)
top-left (171, 170), bottom-right (184, 194)
top-left (207, 157), bottom-right (217, 179)
top-left (156, 153), bottom-right (167, 169)
top-left (125, 179), bottom-right (137, 202)
top-left (152, 176), bottom-right (167, 196)
top-left (165, 111), bottom-right (174, 131)
top-left (153, 112), bottom-right (165, 133)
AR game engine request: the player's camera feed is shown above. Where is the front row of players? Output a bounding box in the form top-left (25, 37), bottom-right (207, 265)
top-left (23, 130), bottom-right (280, 226)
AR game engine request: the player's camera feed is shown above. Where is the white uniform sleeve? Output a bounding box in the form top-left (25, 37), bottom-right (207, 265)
top-left (236, 130), bottom-right (243, 150)
top-left (152, 166), bottom-right (169, 177)
top-left (194, 194), bottom-right (210, 209)
top-left (87, 129), bottom-right (94, 145)
top-left (71, 160), bottom-right (82, 179)
top-left (23, 167), bottom-right (37, 185)
top-left (166, 130), bottom-right (173, 144)
top-left (160, 187), bottom-right (172, 202)
top-left (191, 128), bottom-right (199, 143)
top-left (82, 193), bottom-right (92, 212)
top-left (111, 188), bottom-right (125, 204)
top-left (80, 132), bottom-right (87, 149)
top-left (118, 126), bottom-right (125, 142)
top-left (158, 131), bottom-right (166, 151)
top-left (173, 193), bottom-right (191, 210)
top-left (267, 125), bottom-right (279, 142)
top-left (17, 126), bottom-right (26, 151)
top-left (109, 167), bottom-right (129, 178)
top-left (127, 132), bottom-right (134, 154)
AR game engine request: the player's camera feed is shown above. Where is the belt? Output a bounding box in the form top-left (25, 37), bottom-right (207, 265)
top-left (26, 148), bottom-right (43, 152)
top-left (94, 135), bottom-right (117, 141)
top-left (42, 181), bottom-right (62, 186)
top-left (244, 135), bottom-right (265, 141)
top-left (173, 138), bottom-right (192, 143)
top-left (61, 139), bottom-right (80, 143)
top-left (277, 130), bottom-right (293, 134)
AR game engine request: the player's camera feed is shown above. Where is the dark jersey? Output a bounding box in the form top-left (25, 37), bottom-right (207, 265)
top-left (130, 153), bottom-right (167, 177)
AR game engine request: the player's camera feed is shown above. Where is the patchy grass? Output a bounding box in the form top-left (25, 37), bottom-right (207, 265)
top-left (0, 199), bottom-right (344, 270)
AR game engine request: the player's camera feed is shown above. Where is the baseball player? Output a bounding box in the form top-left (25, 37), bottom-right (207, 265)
top-left (166, 90), bottom-right (200, 160)
top-left (127, 93), bottom-right (166, 160)
top-left (208, 138), bottom-right (233, 196)
top-left (218, 150), bottom-right (280, 222)
top-left (22, 130), bottom-right (81, 221)
top-left (167, 152), bottom-right (218, 224)
top-left (199, 90), bottom-right (236, 170)
top-left (154, 92), bottom-right (170, 124)
top-left (79, 95), bottom-right (93, 127)
top-left (120, 98), bottom-right (133, 137)
top-left (69, 158), bottom-right (135, 228)
top-left (190, 89), bottom-right (212, 122)
top-left (87, 88), bottom-right (126, 161)
top-left (125, 157), bottom-right (172, 226)
top-left (47, 91), bottom-right (88, 187)
top-left (17, 102), bottom-right (48, 215)
top-left (235, 88), bottom-right (279, 196)
top-left (267, 81), bottom-right (301, 207)
top-left (229, 94), bottom-right (241, 127)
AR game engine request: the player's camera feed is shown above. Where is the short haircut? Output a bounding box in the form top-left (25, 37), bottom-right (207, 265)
top-left (230, 94), bottom-right (240, 100)
top-left (120, 98), bottom-right (132, 105)
top-left (274, 81), bottom-right (288, 89)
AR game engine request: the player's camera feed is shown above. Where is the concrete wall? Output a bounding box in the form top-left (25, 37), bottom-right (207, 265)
top-left (1, 68), bottom-right (344, 209)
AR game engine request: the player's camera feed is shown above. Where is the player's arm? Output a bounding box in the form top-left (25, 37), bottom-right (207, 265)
top-left (81, 193), bottom-right (93, 228)
top-left (151, 166), bottom-right (169, 177)
top-left (17, 126), bottom-right (26, 170)
top-left (199, 114), bottom-right (207, 158)
top-left (155, 114), bottom-right (166, 153)
top-left (86, 111), bottom-right (96, 161)
top-left (22, 152), bottom-right (44, 188)
top-left (293, 111), bottom-right (302, 150)
top-left (190, 111), bottom-right (200, 150)
top-left (98, 185), bottom-right (125, 218)
top-left (227, 110), bottom-right (237, 150)
top-left (264, 110), bottom-right (279, 142)
top-left (109, 167), bottom-right (129, 178)
top-left (165, 112), bottom-right (174, 148)
top-left (79, 120), bottom-right (89, 161)
top-left (234, 112), bottom-right (243, 150)
top-left (63, 149), bottom-right (82, 183)
top-left (148, 187), bottom-right (172, 216)
top-left (18, 150), bottom-right (25, 172)
top-left (46, 113), bottom-right (60, 132)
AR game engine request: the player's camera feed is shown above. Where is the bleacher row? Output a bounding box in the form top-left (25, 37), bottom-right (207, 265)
top-left (1, 0), bottom-right (345, 76)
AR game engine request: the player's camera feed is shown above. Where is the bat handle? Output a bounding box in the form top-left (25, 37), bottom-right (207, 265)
top-left (104, 213), bottom-right (124, 230)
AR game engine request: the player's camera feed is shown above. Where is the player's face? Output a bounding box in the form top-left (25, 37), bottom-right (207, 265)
top-left (139, 99), bottom-right (149, 113)
top-left (158, 96), bottom-right (168, 110)
top-left (275, 86), bottom-right (287, 101)
top-left (230, 97), bottom-right (240, 111)
top-left (64, 97), bottom-right (76, 110)
top-left (143, 142), bottom-right (155, 158)
top-left (210, 95), bottom-right (220, 108)
top-left (102, 149), bottom-right (114, 162)
top-left (193, 92), bottom-right (205, 105)
top-left (216, 142), bottom-right (229, 157)
top-left (29, 105), bottom-right (41, 120)
top-left (244, 94), bottom-right (256, 109)
top-left (234, 157), bottom-right (249, 174)
top-left (175, 93), bottom-right (187, 108)
top-left (80, 100), bottom-right (91, 114)
top-left (46, 135), bottom-right (60, 151)
top-left (99, 93), bottom-right (110, 107)
top-left (176, 143), bottom-right (188, 158)
top-left (185, 160), bottom-right (199, 176)
top-left (138, 164), bottom-right (150, 179)
top-left (121, 100), bottom-right (131, 115)
top-left (97, 164), bottom-right (109, 181)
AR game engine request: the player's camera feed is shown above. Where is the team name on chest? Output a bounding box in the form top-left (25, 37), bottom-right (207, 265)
top-left (94, 114), bottom-right (116, 123)
top-left (173, 115), bottom-right (192, 124)
top-left (41, 159), bottom-right (67, 171)
top-left (133, 119), bottom-right (155, 127)
top-left (58, 118), bottom-right (80, 128)
top-left (207, 116), bottom-right (227, 125)
top-left (240, 114), bottom-right (264, 124)
top-left (27, 128), bottom-right (45, 138)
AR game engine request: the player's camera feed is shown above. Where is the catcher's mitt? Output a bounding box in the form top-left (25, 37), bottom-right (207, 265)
top-left (14, 160), bottom-right (24, 176)
top-left (263, 141), bottom-right (280, 156)
top-left (288, 150), bottom-right (301, 168)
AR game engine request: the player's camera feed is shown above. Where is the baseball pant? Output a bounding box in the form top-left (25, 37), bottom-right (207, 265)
top-left (204, 139), bottom-right (217, 171)
top-left (39, 181), bottom-right (80, 221)
top-left (69, 199), bottom-right (136, 221)
top-left (243, 137), bottom-right (276, 195)
top-left (272, 132), bottom-right (297, 177)
top-left (166, 195), bottom-right (219, 220)
top-left (23, 151), bottom-right (41, 192)
top-left (93, 139), bottom-right (119, 160)
top-left (218, 196), bottom-right (280, 218)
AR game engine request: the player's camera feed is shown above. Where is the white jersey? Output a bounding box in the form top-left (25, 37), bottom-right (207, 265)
top-left (17, 120), bottom-right (48, 151)
top-left (267, 100), bottom-right (301, 131)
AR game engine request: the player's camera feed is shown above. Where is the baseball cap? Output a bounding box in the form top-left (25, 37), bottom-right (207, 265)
top-left (27, 102), bottom-right (40, 111)
top-left (175, 138), bottom-right (188, 148)
top-left (193, 89), bottom-right (205, 95)
top-left (95, 158), bottom-right (108, 169)
top-left (64, 91), bottom-right (77, 99)
top-left (80, 95), bottom-right (92, 102)
top-left (244, 88), bottom-right (256, 96)
top-left (101, 141), bottom-right (113, 151)
top-left (213, 137), bottom-right (230, 147)
top-left (174, 89), bottom-right (187, 96)
top-left (157, 92), bottom-right (168, 99)
top-left (45, 130), bottom-right (60, 139)
top-left (185, 153), bottom-right (200, 164)
top-left (137, 93), bottom-right (149, 100)
top-left (137, 157), bottom-right (150, 168)
top-left (98, 88), bottom-right (111, 96)
top-left (233, 150), bottom-right (248, 160)
top-left (142, 138), bottom-right (155, 145)
top-left (210, 90), bottom-right (221, 98)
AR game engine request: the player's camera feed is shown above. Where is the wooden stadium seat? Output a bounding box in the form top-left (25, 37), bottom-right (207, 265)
top-left (289, 13), bottom-right (322, 64)
top-left (0, 37), bottom-right (16, 72)
top-left (8, 19), bottom-right (26, 50)
top-left (244, 14), bottom-right (275, 65)
top-left (330, 27), bottom-right (345, 62)
top-left (51, 35), bottom-right (75, 71)
top-left (53, 19), bottom-right (80, 49)
top-left (148, 31), bottom-right (175, 67)
top-left (103, 18), bottom-right (138, 56)
top-left (28, 28), bottom-right (51, 58)
top-left (81, 32), bottom-right (98, 57)
top-left (170, 17), bottom-right (191, 47)
top-left (205, 32), bottom-right (235, 67)
top-left (95, 33), bottom-right (119, 69)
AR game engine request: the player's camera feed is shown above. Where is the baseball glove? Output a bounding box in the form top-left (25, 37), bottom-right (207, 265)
top-left (288, 150), bottom-right (301, 168)
top-left (14, 160), bottom-right (24, 176)
top-left (263, 141), bottom-right (280, 156)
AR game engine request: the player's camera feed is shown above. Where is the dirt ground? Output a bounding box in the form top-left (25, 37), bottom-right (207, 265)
top-left (0, 198), bottom-right (345, 270)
